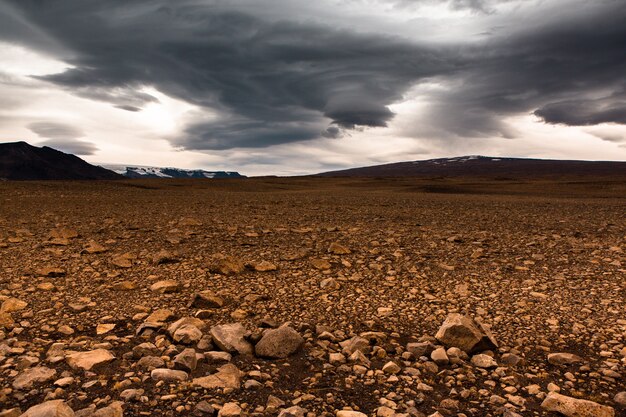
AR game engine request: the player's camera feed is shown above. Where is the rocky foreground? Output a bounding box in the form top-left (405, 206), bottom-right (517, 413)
top-left (0, 178), bottom-right (624, 417)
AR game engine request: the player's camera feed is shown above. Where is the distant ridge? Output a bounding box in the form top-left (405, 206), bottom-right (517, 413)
top-left (316, 155), bottom-right (626, 178)
top-left (0, 141), bottom-right (121, 180)
top-left (104, 165), bottom-right (246, 179)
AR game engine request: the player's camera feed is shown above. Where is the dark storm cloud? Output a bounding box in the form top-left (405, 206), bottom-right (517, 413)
top-left (407, 0), bottom-right (626, 139)
top-left (4, 0), bottom-right (467, 149)
top-left (39, 139), bottom-right (99, 155)
top-left (3, 0), bottom-right (626, 149)
top-left (4, 0), bottom-right (457, 149)
top-left (28, 121), bottom-right (84, 140)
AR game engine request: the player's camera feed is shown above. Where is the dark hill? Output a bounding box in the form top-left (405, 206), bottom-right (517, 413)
top-left (316, 155), bottom-right (626, 178)
top-left (0, 141), bottom-right (121, 180)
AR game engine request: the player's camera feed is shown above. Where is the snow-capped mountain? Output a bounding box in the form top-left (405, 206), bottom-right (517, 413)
top-left (104, 165), bottom-right (245, 179)
top-left (316, 155), bottom-right (626, 178)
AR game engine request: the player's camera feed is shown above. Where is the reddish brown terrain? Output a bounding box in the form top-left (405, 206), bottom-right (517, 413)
top-left (0, 177), bottom-right (625, 417)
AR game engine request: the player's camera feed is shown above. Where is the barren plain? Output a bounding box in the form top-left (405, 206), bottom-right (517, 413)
top-left (0, 177), bottom-right (625, 417)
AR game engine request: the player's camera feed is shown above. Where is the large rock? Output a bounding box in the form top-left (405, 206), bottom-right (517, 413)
top-left (13, 366), bottom-right (56, 390)
top-left (19, 400), bottom-right (75, 417)
top-left (66, 349), bottom-right (115, 371)
top-left (150, 368), bottom-right (189, 382)
top-left (1, 298), bottom-right (28, 313)
top-left (149, 280), bottom-right (180, 293)
top-left (168, 317), bottom-right (206, 344)
top-left (190, 292), bottom-right (225, 309)
top-left (541, 392), bottom-right (615, 417)
top-left (210, 323), bottom-right (253, 355)
top-left (207, 254), bottom-right (245, 275)
top-left (192, 364), bottom-right (242, 389)
top-left (336, 412), bottom-right (366, 417)
top-left (0, 312), bottom-right (14, 328)
top-left (435, 313), bottom-right (498, 353)
top-left (255, 326), bottom-right (304, 359)
top-left (91, 402), bottom-right (123, 417)
top-left (548, 352), bottom-right (583, 366)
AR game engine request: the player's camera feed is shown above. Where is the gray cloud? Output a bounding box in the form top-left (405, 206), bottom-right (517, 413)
top-left (405, 0), bottom-right (626, 139)
top-left (39, 139), bottom-right (99, 155)
top-left (4, 0), bottom-right (626, 151)
top-left (28, 121), bottom-right (84, 139)
top-left (4, 0), bottom-right (459, 149)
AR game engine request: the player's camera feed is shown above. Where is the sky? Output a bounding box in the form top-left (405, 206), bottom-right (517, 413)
top-left (0, 0), bottom-right (625, 176)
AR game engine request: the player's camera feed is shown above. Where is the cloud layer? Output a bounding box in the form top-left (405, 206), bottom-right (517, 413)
top-left (2, 0), bottom-right (626, 153)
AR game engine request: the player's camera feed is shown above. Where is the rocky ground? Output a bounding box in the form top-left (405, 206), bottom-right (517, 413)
top-left (0, 177), bottom-right (624, 417)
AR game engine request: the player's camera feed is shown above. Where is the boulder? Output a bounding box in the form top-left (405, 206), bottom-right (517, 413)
top-left (435, 313), bottom-right (498, 353)
top-left (255, 326), bottom-right (304, 359)
top-left (541, 392), bottom-right (615, 417)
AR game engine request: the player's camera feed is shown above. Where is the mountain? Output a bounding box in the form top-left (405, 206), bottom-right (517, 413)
top-left (316, 155), bottom-right (626, 178)
top-left (104, 165), bottom-right (245, 179)
top-left (0, 141), bottom-right (121, 180)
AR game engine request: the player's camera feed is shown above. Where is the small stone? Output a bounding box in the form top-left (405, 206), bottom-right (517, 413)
top-left (83, 241), bottom-right (107, 254)
top-left (253, 260), bottom-right (277, 272)
top-left (205, 351), bottom-right (232, 362)
top-left (190, 292), bottom-right (225, 309)
top-left (328, 242), bottom-right (351, 254)
top-left (111, 281), bottom-right (136, 291)
top-left (66, 349), bottom-right (115, 371)
top-left (153, 249), bottom-right (179, 265)
top-left (207, 254), bottom-right (245, 275)
top-left (13, 366), bottom-right (56, 390)
top-left (255, 326), bottom-right (304, 358)
top-left (336, 411), bottom-right (367, 417)
top-left (382, 361), bottom-right (401, 374)
top-left (218, 403), bottom-right (241, 417)
top-left (150, 368), bottom-right (189, 382)
top-left (1, 298), bottom-right (27, 313)
top-left (431, 347), bottom-right (449, 365)
top-left (35, 267), bottom-right (66, 278)
top-left (435, 313), bottom-right (498, 353)
top-left (211, 323), bottom-right (253, 355)
top-left (547, 352), bottom-right (583, 366)
top-left (150, 280), bottom-right (180, 293)
top-left (278, 406), bottom-right (306, 417)
top-left (173, 324), bottom-right (203, 344)
top-left (193, 364), bottom-right (242, 389)
top-left (541, 392), bottom-right (615, 417)
top-left (96, 323), bottom-right (116, 335)
top-left (174, 348), bottom-right (198, 372)
top-left (614, 392), bottom-right (626, 407)
top-left (146, 308), bottom-right (174, 323)
top-left (471, 354), bottom-right (498, 368)
top-left (19, 400), bottom-right (74, 417)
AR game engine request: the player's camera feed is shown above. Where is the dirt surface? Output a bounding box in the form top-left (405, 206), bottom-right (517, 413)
top-left (0, 177), bottom-right (624, 417)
